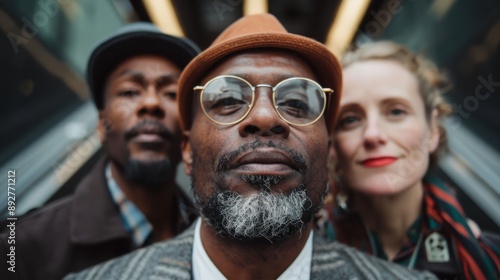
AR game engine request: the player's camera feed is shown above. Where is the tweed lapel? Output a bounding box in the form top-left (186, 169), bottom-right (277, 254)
top-left (150, 222), bottom-right (197, 279)
top-left (310, 231), bottom-right (438, 280)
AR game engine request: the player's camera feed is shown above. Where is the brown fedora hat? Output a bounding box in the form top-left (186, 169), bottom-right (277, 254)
top-left (178, 14), bottom-right (342, 132)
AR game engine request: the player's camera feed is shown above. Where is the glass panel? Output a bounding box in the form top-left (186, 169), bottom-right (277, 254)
top-left (0, 0), bottom-right (125, 163)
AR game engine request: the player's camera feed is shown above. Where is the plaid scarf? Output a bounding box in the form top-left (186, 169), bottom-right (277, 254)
top-left (329, 178), bottom-right (500, 279)
top-left (424, 178), bottom-right (500, 279)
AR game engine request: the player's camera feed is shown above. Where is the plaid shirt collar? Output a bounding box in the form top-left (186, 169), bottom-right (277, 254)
top-left (105, 164), bottom-right (153, 248)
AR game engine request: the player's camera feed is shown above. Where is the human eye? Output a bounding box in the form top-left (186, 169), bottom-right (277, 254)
top-left (387, 106), bottom-right (407, 120)
top-left (209, 94), bottom-right (247, 116)
top-left (211, 96), bottom-right (245, 107)
top-left (337, 113), bottom-right (360, 130)
top-left (278, 99), bottom-right (310, 117)
top-left (118, 89), bottom-right (140, 98)
top-left (277, 87), bottom-right (311, 116)
top-left (390, 108), bottom-right (406, 115)
top-left (162, 91), bottom-right (177, 100)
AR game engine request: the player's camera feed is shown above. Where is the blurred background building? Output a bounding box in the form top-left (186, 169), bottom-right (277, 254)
top-left (1, 0), bottom-right (499, 233)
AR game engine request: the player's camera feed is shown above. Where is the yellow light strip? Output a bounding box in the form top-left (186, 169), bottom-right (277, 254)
top-left (142, 0), bottom-right (184, 36)
top-left (431, 0), bottom-right (455, 19)
top-left (326, 0), bottom-right (371, 57)
top-left (243, 0), bottom-right (268, 16)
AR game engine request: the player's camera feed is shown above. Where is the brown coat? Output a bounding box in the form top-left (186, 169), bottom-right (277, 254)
top-left (0, 157), bottom-right (196, 280)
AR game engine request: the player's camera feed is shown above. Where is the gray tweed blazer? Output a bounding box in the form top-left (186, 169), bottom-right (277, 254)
top-left (65, 223), bottom-right (437, 280)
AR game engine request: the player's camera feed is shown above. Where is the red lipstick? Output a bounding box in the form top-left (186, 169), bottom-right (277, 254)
top-left (361, 157), bottom-right (397, 167)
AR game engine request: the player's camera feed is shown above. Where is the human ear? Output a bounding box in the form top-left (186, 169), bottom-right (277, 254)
top-left (181, 131), bottom-right (192, 176)
top-left (97, 111), bottom-right (107, 143)
top-left (428, 109), bottom-right (440, 153)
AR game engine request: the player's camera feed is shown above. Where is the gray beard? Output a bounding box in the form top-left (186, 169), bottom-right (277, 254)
top-left (197, 176), bottom-right (313, 243)
top-left (193, 139), bottom-right (318, 243)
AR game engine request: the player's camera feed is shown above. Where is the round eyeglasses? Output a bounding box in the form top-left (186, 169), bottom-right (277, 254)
top-left (194, 75), bottom-right (333, 126)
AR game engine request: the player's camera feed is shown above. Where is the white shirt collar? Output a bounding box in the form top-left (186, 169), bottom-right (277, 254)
top-left (192, 218), bottom-right (227, 280)
top-left (192, 218), bottom-right (313, 280)
top-left (277, 229), bottom-right (313, 280)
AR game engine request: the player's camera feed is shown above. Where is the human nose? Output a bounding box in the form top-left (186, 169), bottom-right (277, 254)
top-left (238, 87), bottom-right (290, 138)
top-left (137, 87), bottom-right (165, 118)
top-left (363, 115), bottom-right (387, 149)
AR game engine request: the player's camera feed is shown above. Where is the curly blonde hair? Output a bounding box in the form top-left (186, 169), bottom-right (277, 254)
top-left (341, 41), bottom-right (452, 166)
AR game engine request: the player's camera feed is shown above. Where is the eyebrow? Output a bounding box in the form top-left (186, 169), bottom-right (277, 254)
top-left (155, 74), bottom-right (179, 89)
top-left (115, 69), bottom-right (179, 89)
top-left (379, 97), bottom-right (412, 107)
top-left (338, 103), bottom-right (362, 114)
top-left (340, 97), bottom-right (412, 112)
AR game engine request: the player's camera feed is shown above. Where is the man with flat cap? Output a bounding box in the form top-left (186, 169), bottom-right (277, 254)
top-left (0, 22), bottom-right (199, 280)
top-left (66, 14), bottom-right (437, 280)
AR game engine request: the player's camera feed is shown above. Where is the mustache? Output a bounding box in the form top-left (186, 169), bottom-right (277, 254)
top-left (124, 119), bottom-right (173, 141)
top-left (216, 139), bottom-right (308, 175)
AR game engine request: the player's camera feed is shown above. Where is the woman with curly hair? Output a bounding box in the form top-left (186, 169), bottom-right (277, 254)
top-left (330, 41), bottom-right (500, 279)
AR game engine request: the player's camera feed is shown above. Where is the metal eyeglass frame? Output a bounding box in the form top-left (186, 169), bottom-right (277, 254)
top-left (193, 75), bottom-right (334, 126)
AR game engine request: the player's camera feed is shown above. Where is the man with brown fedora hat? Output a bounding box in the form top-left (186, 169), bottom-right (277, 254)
top-left (66, 14), bottom-right (437, 280)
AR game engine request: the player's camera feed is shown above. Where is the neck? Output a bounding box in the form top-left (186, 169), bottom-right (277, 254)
top-left (201, 219), bottom-right (312, 280)
top-left (110, 162), bottom-right (178, 241)
top-left (353, 181), bottom-right (424, 260)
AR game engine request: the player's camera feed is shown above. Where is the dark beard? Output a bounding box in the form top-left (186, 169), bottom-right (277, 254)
top-left (109, 119), bottom-right (177, 189)
top-left (122, 158), bottom-right (174, 189)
